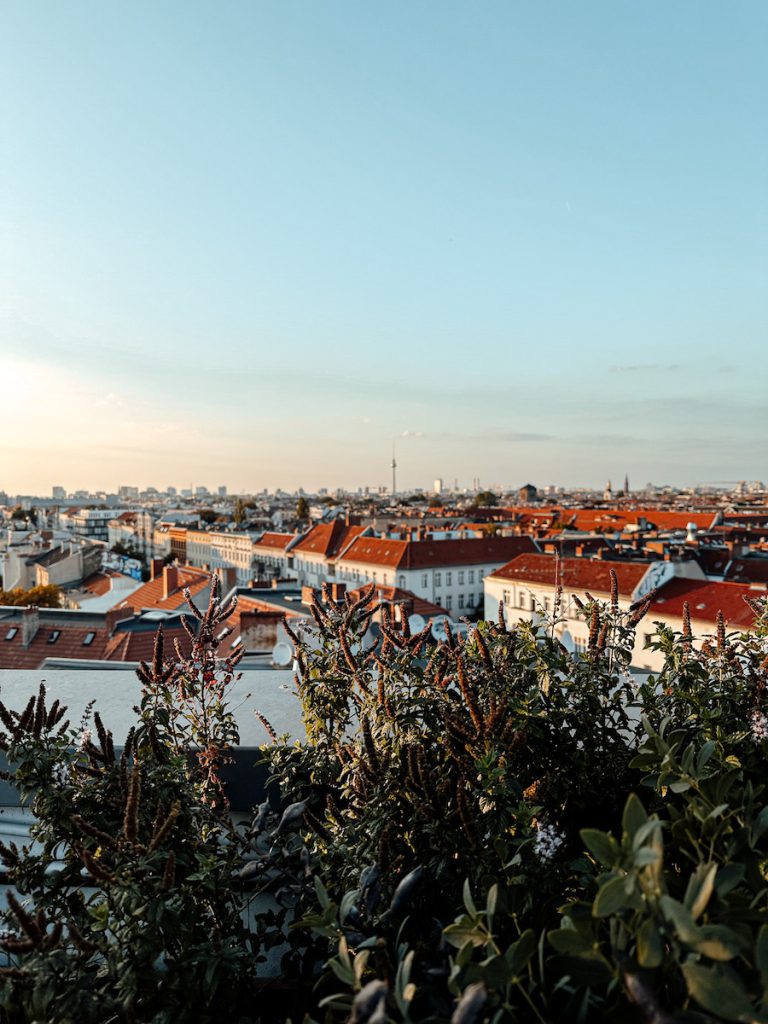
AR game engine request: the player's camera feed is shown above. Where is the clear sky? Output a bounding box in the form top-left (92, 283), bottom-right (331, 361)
top-left (1, 2), bottom-right (766, 495)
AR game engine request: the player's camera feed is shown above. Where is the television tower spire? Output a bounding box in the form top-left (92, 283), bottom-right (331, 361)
top-left (391, 441), bottom-right (397, 496)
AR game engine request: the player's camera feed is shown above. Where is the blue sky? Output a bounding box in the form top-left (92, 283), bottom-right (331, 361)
top-left (1, 2), bottom-right (766, 494)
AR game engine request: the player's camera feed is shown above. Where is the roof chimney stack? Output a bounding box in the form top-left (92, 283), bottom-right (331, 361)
top-left (163, 565), bottom-right (179, 600)
top-left (21, 606), bottom-right (39, 647)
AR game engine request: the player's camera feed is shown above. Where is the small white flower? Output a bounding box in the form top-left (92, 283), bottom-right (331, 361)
top-left (78, 728), bottom-right (92, 750)
top-left (751, 709), bottom-right (768, 743)
top-left (534, 822), bottom-right (564, 861)
top-left (52, 761), bottom-right (70, 786)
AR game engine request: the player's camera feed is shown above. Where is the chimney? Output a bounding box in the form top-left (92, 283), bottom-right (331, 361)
top-left (21, 606), bottom-right (40, 647)
top-left (330, 582), bottom-right (347, 602)
top-left (106, 604), bottom-right (135, 636)
top-left (301, 585), bottom-right (316, 607)
top-left (150, 558), bottom-right (164, 580)
top-left (163, 565), bottom-right (179, 600)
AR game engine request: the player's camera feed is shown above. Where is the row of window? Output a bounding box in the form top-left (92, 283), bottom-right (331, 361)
top-left (434, 594), bottom-right (478, 610)
top-left (425, 569), bottom-right (482, 588)
top-left (3, 627), bottom-right (95, 646)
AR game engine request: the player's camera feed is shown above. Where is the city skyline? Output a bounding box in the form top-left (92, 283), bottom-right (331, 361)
top-left (2, 2), bottom-right (766, 492)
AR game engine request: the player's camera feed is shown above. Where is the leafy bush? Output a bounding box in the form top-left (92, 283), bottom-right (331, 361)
top-left (1, 573), bottom-right (768, 1023)
top-left (253, 583), bottom-right (768, 1023)
top-left (0, 580), bottom-right (258, 1023)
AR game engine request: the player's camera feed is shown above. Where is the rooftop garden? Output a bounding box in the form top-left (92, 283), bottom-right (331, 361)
top-left (0, 576), bottom-right (767, 1023)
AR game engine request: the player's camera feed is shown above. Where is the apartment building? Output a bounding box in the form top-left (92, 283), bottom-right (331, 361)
top-left (185, 529), bottom-right (255, 585)
top-left (483, 552), bottom-right (757, 671)
top-left (251, 532), bottom-right (300, 578)
top-left (291, 521), bottom-right (370, 588)
top-left (336, 535), bottom-right (538, 618)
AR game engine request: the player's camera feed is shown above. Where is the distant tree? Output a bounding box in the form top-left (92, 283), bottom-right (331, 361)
top-left (296, 497), bottom-right (309, 520)
top-left (233, 498), bottom-right (246, 528)
top-left (0, 584), bottom-right (62, 608)
top-left (197, 509), bottom-right (218, 525)
top-left (9, 506), bottom-right (28, 522)
top-left (472, 490), bottom-right (498, 507)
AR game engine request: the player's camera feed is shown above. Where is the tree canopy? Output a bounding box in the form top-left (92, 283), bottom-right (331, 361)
top-left (0, 584), bottom-right (62, 608)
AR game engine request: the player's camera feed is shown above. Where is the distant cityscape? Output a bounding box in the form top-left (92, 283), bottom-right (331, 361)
top-left (2, 473), bottom-right (767, 676)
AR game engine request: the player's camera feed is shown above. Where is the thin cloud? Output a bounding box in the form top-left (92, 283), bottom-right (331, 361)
top-left (608, 363), bottom-right (681, 374)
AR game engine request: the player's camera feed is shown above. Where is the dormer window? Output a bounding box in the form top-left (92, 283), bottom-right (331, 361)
top-left (48, 630), bottom-right (61, 644)
top-left (82, 632), bottom-right (96, 646)
top-left (4, 628), bottom-right (18, 641)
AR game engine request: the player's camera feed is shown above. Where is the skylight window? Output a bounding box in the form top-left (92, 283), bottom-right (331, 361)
top-left (47, 630), bottom-right (61, 644)
top-left (4, 628), bottom-right (17, 641)
top-left (82, 632), bottom-right (96, 646)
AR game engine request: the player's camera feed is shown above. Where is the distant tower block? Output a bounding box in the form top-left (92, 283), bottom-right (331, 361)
top-left (434, 477), bottom-right (443, 494)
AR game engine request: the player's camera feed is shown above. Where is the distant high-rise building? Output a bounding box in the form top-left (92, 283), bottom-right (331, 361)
top-left (167, 486), bottom-right (177, 497)
top-left (52, 486), bottom-right (66, 500)
top-left (434, 478), bottom-right (443, 494)
top-left (119, 485), bottom-right (139, 500)
top-left (194, 486), bottom-right (208, 497)
top-left (218, 485), bottom-right (227, 497)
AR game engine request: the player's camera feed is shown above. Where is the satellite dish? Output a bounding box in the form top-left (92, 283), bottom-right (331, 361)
top-left (431, 615), bottom-right (451, 641)
top-left (560, 629), bottom-right (575, 653)
top-left (408, 613), bottom-right (427, 634)
top-left (272, 642), bottom-right (292, 667)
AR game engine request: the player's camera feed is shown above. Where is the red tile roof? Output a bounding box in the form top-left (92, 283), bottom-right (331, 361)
top-left (0, 623), bottom-right (109, 669)
top-left (103, 624), bottom-right (194, 663)
top-left (649, 578), bottom-right (759, 629)
top-left (253, 532), bottom-right (297, 551)
top-left (291, 523), bottom-right (366, 559)
top-left (489, 553), bottom-right (650, 598)
top-left (116, 566), bottom-right (210, 612)
top-left (0, 605), bottom-right (201, 669)
top-left (80, 572), bottom-right (118, 597)
top-left (340, 535), bottom-right (538, 571)
top-left (347, 585), bottom-right (446, 619)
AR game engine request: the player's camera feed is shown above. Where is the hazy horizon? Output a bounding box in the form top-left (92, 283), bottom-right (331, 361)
top-left (2, 2), bottom-right (766, 494)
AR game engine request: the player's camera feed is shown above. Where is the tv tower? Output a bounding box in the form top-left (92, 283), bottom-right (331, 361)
top-left (391, 442), bottom-right (397, 496)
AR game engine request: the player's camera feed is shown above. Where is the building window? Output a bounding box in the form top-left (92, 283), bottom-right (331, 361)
top-left (478, 570), bottom-right (484, 581)
top-left (399, 575), bottom-right (406, 588)
top-left (530, 595), bottom-right (536, 611)
top-left (82, 632), bottom-right (96, 646)
top-left (503, 589), bottom-right (511, 605)
top-left (435, 597), bottom-right (442, 606)
top-left (446, 572), bottom-right (452, 586)
top-left (467, 594), bottom-right (475, 607)
top-left (4, 628), bottom-right (17, 641)
top-left (458, 571), bottom-right (464, 585)
top-left (459, 594), bottom-right (464, 609)
top-left (48, 630), bottom-right (61, 644)
top-left (435, 572), bottom-right (442, 587)
top-left (421, 574), bottom-right (428, 588)
top-left (446, 596), bottom-right (452, 610)
top-left (469, 570), bottom-right (475, 584)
